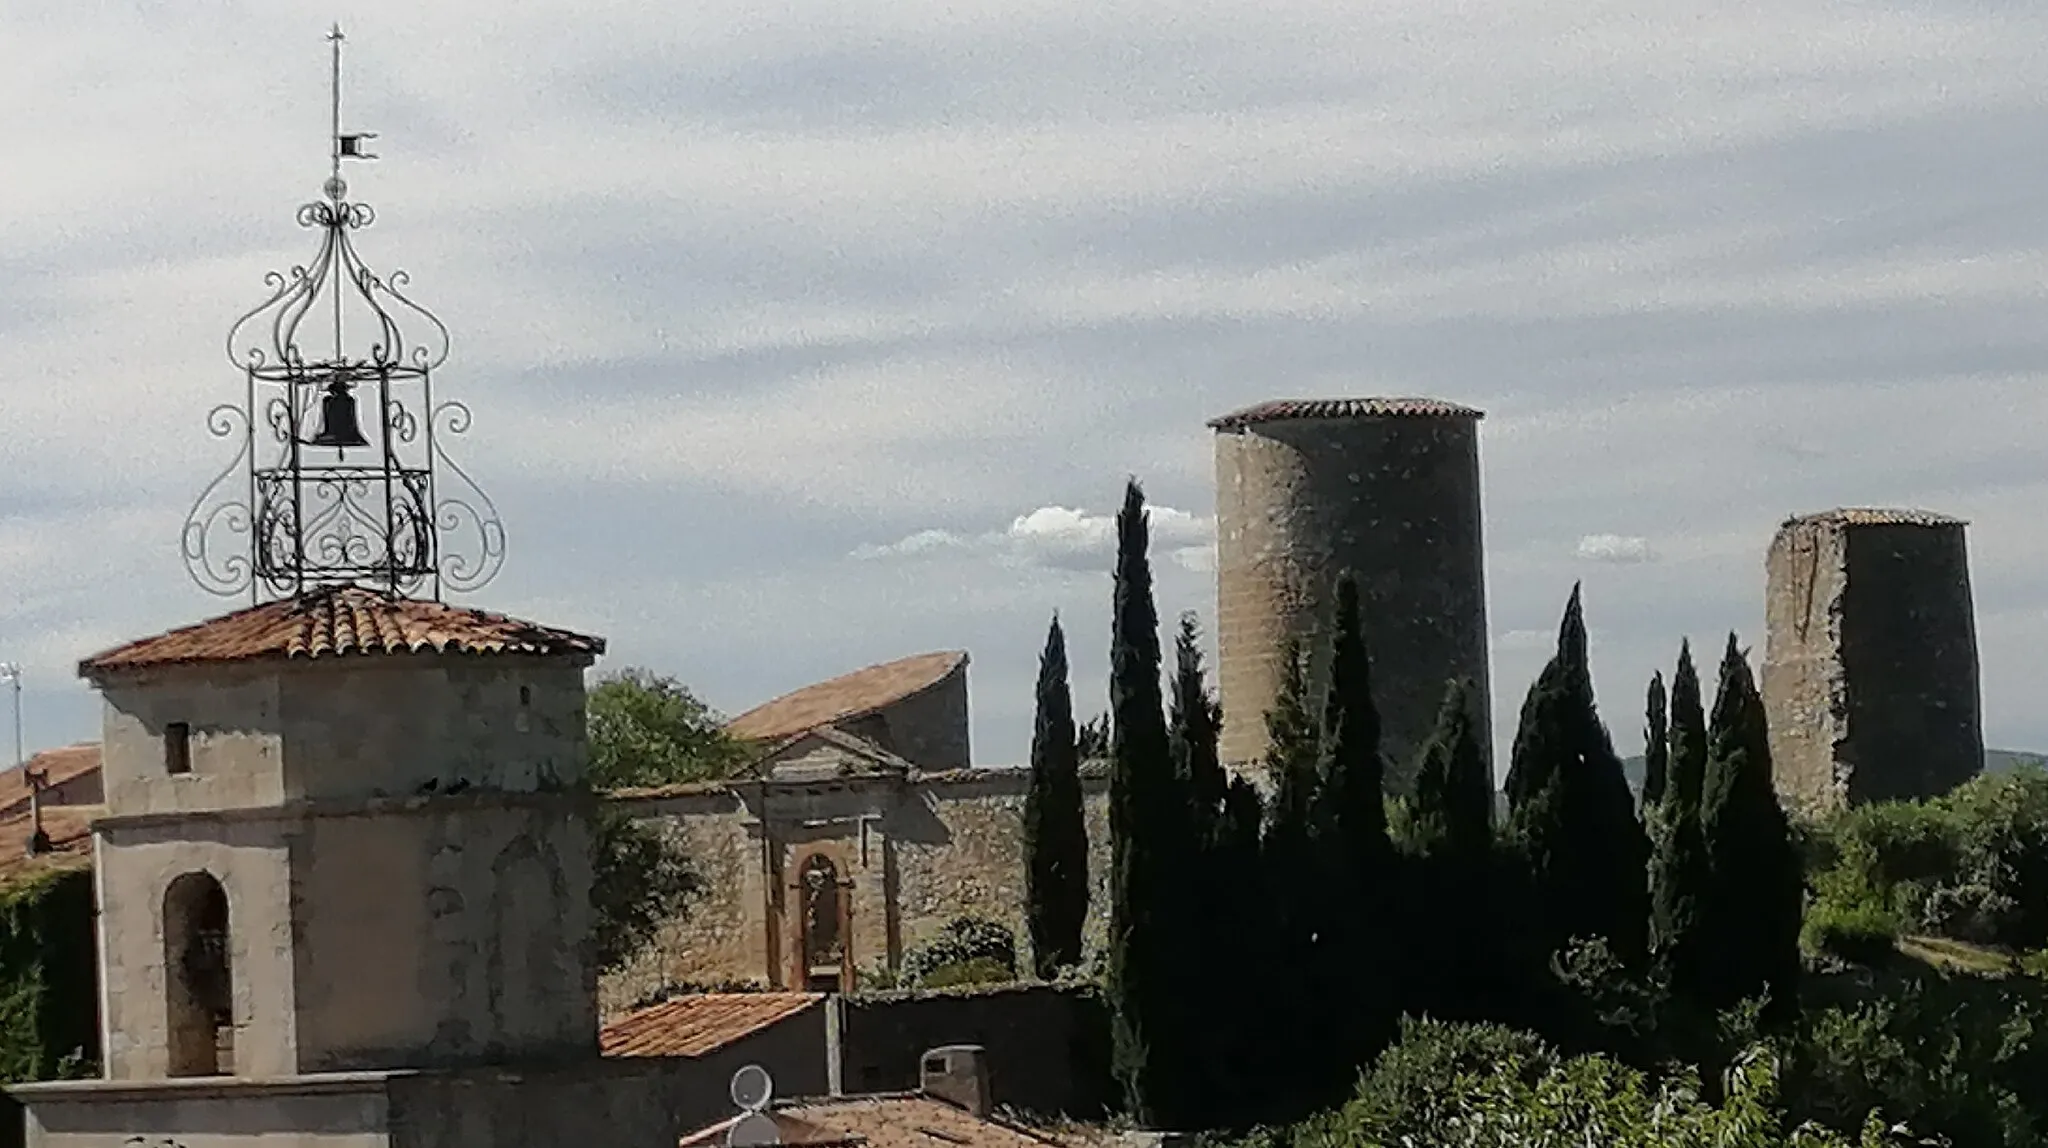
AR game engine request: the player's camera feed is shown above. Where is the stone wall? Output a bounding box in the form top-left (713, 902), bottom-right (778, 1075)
top-left (839, 984), bottom-right (1112, 1119)
top-left (892, 770), bottom-right (1111, 967)
top-left (1212, 409), bottom-right (1492, 789)
top-left (599, 767), bottom-right (1112, 1013)
top-left (90, 655), bottom-right (590, 819)
top-left (840, 664), bottom-right (972, 773)
top-left (1763, 512), bottom-right (1983, 815)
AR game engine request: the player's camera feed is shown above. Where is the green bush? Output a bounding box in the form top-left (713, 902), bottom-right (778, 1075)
top-left (902, 916), bottom-right (1017, 986)
top-left (1225, 1018), bottom-right (1927, 1148)
top-left (918, 957), bottom-right (1016, 990)
top-left (1804, 899), bottom-right (1903, 966)
top-left (1784, 973), bottom-right (2048, 1148)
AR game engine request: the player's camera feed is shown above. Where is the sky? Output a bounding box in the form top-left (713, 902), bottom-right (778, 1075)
top-left (5, 0), bottom-right (2048, 774)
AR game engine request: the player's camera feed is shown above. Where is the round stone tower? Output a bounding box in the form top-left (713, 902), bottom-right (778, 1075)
top-left (1211, 397), bottom-right (1491, 790)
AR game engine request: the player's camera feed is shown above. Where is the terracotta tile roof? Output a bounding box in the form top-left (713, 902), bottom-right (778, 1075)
top-left (0, 805), bottom-right (100, 889)
top-left (1208, 397), bottom-right (1484, 429)
top-left (727, 652), bottom-right (968, 744)
top-left (599, 992), bottom-right (821, 1058)
top-left (1783, 507), bottom-right (1966, 530)
top-left (681, 1096), bottom-right (1073, 1148)
top-left (79, 585), bottom-right (606, 675)
top-left (0, 744), bottom-right (102, 818)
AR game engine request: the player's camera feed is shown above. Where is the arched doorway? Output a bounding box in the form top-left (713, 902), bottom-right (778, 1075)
top-left (797, 853), bottom-right (849, 992)
top-left (163, 872), bottom-right (233, 1076)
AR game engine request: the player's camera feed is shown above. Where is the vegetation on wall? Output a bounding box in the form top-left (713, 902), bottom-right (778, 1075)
top-left (0, 865), bottom-right (98, 1083)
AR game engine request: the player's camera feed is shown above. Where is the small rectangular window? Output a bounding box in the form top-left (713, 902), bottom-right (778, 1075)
top-left (165, 722), bottom-right (193, 776)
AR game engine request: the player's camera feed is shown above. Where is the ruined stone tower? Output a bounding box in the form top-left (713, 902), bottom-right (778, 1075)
top-left (1211, 397), bottom-right (1492, 790)
top-left (1762, 508), bottom-right (1983, 815)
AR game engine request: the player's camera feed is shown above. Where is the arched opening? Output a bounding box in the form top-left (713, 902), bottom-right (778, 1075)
top-left (163, 872), bottom-right (233, 1076)
top-left (798, 853), bottom-right (847, 992)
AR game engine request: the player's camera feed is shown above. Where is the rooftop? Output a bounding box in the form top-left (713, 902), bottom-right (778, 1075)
top-left (727, 651), bottom-right (968, 744)
top-left (79, 585), bottom-right (606, 676)
top-left (599, 992), bottom-right (822, 1058)
top-left (680, 1095), bottom-right (1072, 1148)
top-left (0, 806), bottom-right (98, 889)
top-left (1208, 397), bottom-right (1484, 429)
top-left (1782, 507), bottom-right (1967, 530)
top-left (0, 744), bottom-right (102, 818)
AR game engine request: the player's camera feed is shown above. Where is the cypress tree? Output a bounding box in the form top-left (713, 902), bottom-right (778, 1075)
top-left (1255, 636), bottom-right (1329, 1122)
top-left (1169, 613), bottom-right (1263, 1128)
top-left (1649, 642), bottom-right (1712, 1012)
top-left (1408, 677), bottom-right (1492, 859)
top-left (1025, 613), bottom-right (1089, 980)
top-left (1504, 584), bottom-right (1651, 965)
top-left (1641, 672), bottom-right (1669, 812)
top-left (1309, 575), bottom-right (1399, 1072)
top-left (1170, 614), bottom-right (1228, 828)
top-left (1106, 479), bottom-right (1190, 1128)
top-left (1699, 633), bottom-right (1803, 1026)
top-left (1401, 677), bottom-right (1507, 1023)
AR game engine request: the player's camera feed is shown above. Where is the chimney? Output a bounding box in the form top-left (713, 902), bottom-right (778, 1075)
top-left (919, 1045), bottom-right (991, 1119)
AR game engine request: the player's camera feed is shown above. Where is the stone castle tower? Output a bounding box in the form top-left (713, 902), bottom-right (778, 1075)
top-left (1762, 508), bottom-right (1984, 815)
top-left (1210, 397), bottom-right (1492, 789)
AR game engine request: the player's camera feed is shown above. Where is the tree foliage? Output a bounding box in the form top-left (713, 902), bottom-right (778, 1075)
top-left (1642, 670), bottom-right (1670, 812)
top-left (1505, 584), bottom-right (1651, 966)
top-left (587, 667), bottom-right (751, 790)
top-left (1025, 614), bottom-right (1091, 979)
top-left (1106, 478), bottom-right (1194, 1128)
top-left (1698, 634), bottom-right (1803, 1025)
top-left (1650, 641), bottom-right (1713, 1014)
top-left (585, 667), bottom-right (747, 972)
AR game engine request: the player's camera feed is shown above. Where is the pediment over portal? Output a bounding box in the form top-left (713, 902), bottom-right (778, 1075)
top-left (746, 727), bottom-right (917, 785)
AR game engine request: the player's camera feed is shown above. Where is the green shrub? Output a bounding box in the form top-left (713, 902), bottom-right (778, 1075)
top-left (1804, 899), bottom-right (1902, 966)
top-left (1784, 974), bottom-right (2048, 1148)
top-left (1224, 1018), bottom-right (1927, 1148)
top-left (918, 957), bottom-right (1016, 990)
top-left (902, 916), bottom-right (1017, 986)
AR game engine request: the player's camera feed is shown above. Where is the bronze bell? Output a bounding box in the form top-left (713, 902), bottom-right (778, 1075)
top-left (309, 382), bottom-right (369, 450)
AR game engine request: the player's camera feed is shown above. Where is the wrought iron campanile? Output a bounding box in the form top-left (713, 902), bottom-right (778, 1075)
top-left (182, 27), bottom-right (503, 603)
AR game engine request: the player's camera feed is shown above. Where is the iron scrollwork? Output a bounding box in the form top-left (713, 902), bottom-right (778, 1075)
top-left (181, 179), bottom-right (503, 602)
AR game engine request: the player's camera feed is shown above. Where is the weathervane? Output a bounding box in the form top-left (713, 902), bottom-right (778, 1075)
top-left (182, 25), bottom-right (505, 603)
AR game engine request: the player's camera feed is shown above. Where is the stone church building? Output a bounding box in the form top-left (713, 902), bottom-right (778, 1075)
top-left (601, 651), bottom-right (1112, 1013)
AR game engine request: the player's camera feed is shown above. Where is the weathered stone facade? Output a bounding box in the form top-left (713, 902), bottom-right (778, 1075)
top-left (1762, 508), bottom-right (1984, 816)
top-left (1211, 398), bottom-right (1492, 790)
top-left (599, 748), bottom-right (1111, 1018)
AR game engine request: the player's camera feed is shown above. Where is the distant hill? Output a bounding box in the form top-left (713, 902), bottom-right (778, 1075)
top-left (1608, 748), bottom-right (2048, 795)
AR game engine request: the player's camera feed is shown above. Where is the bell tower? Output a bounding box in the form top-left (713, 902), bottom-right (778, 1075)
top-left (12, 28), bottom-right (679, 1148)
top-left (182, 25), bottom-right (503, 604)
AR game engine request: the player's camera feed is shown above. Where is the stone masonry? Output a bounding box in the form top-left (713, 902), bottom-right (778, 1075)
top-left (599, 761), bottom-right (1111, 1017)
top-left (1762, 508), bottom-right (1984, 816)
top-left (1211, 398), bottom-right (1493, 791)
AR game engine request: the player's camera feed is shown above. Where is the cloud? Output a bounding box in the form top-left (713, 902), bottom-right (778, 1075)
top-left (13, 0), bottom-right (2048, 772)
top-left (855, 505), bottom-right (1216, 573)
top-left (1576, 534), bottom-right (1659, 564)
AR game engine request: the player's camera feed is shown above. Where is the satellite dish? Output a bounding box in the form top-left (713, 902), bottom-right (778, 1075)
top-left (730, 1064), bottom-right (775, 1113)
top-left (727, 1113), bottom-right (781, 1148)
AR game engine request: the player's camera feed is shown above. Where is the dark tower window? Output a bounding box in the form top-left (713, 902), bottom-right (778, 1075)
top-left (164, 723), bottom-right (193, 776)
top-left (164, 872), bottom-right (233, 1076)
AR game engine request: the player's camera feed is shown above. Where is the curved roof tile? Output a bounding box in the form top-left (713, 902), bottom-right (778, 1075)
top-left (727, 651), bottom-right (968, 743)
top-left (79, 585), bottom-right (605, 675)
top-left (1208, 397), bottom-right (1484, 429)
